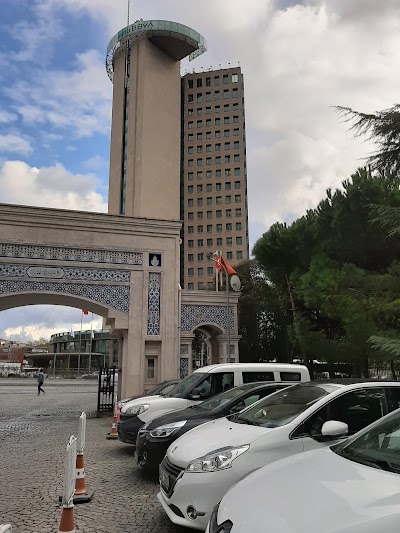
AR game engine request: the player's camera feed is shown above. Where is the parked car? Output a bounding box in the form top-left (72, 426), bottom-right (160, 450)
top-left (117, 363), bottom-right (309, 445)
top-left (118, 379), bottom-right (180, 409)
top-left (208, 407), bottom-right (400, 533)
top-left (158, 379), bottom-right (400, 530)
top-left (136, 382), bottom-right (292, 470)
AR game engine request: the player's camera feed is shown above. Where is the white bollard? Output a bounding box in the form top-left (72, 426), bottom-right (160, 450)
top-left (58, 435), bottom-right (77, 533)
top-left (0, 525), bottom-right (12, 533)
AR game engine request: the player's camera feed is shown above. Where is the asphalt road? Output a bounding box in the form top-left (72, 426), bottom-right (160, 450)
top-left (0, 379), bottom-right (190, 532)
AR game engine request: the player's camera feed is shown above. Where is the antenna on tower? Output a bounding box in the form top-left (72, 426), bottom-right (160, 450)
top-left (127, 0), bottom-right (131, 26)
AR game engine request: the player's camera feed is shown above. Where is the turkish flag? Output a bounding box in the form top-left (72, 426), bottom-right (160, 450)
top-left (215, 253), bottom-right (237, 275)
top-left (82, 310), bottom-right (89, 315)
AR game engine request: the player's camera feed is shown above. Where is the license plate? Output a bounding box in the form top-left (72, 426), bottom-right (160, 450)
top-left (159, 467), bottom-right (169, 490)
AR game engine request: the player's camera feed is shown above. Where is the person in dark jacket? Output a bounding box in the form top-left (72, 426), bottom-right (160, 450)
top-left (37, 369), bottom-right (45, 395)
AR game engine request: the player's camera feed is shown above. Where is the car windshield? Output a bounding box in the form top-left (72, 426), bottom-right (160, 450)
top-left (335, 409), bottom-right (400, 473)
top-left (233, 383), bottom-right (340, 428)
top-left (196, 384), bottom-right (257, 411)
top-left (163, 373), bottom-right (207, 398)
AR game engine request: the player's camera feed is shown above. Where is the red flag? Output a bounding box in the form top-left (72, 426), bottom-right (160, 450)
top-left (215, 253), bottom-right (237, 275)
top-left (82, 310), bottom-right (89, 315)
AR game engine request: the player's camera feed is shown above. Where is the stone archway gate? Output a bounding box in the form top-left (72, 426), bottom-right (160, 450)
top-left (0, 203), bottom-right (181, 398)
top-left (0, 204), bottom-right (240, 397)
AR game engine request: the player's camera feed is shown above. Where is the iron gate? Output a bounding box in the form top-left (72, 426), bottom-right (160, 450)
top-left (97, 366), bottom-right (117, 414)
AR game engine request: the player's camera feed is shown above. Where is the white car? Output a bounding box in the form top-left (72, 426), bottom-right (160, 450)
top-left (158, 380), bottom-right (400, 530)
top-left (208, 407), bottom-right (400, 532)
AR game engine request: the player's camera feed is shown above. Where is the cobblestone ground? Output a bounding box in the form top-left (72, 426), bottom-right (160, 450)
top-left (0, 379), bottom-right (190, 532)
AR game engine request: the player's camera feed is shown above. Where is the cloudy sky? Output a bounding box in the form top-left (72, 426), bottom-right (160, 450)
top-left (1, 0), bottom-right (400, 342)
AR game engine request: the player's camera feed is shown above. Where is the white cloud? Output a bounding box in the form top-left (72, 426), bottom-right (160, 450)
top-left (0, 134), bottom-right (32, 155)
top-left (0, 111), bottom-right (18, 124)
top-left (8, 49), bottom-right (112, 138)
top-left (0, 160), bottom-right (107, 212)
top-left (0, 305), bottom-right (103, 342)
top-left (82, 155), bottom-right (108, 170)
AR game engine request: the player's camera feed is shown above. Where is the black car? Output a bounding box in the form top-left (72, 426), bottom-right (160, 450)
top-left (136, 382), bottom-right (291, 470)
top-left (118, 379), bottom-right (180, 409)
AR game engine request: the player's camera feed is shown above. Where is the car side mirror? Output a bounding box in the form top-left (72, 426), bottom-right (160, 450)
top-left (189, 388), bottom-right (201, 401)
top-left (321, 420), bottom-right (348, 439)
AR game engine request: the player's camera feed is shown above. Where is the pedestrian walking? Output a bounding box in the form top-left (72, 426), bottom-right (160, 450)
top-left (37, 368), bottom-right (45, 395)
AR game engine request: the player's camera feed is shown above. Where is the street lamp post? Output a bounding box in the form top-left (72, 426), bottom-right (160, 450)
top-left (207, 254), bottom-right (231, 363)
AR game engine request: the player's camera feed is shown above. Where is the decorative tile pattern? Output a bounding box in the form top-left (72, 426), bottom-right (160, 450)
top-left (179, 358), bottom-right (189, 379)
top-left (181, 304), bottom-right (234, 333)
top-left (0, 264), bottom-right (130, 283)
top-left (0, 243), bottom-right (142, 265)
top-left (149, 254), bottom-right (162, 267)
top-left (180, 345), bottom-right (189, 356)
top-left (0, 280), bottom-right (130, 314)
top-left (147, 273), bottom-right (161, 335)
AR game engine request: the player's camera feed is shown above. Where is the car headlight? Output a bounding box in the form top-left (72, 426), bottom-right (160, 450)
top-left (124, 404), bottom-right (150, 416)
top-left (209, 503), bottom-right (233, 533)
top-left (149, 420), bottom-right (187, 438)
top-left (186, 445), bottom-right (249, 473)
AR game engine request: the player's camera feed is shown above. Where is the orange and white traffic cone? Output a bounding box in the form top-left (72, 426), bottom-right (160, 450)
top-left (58, 506), bottom-right (75, 533)
top-left (106, 395), bottom-right (119, 440)
top-left (74, 453), bottom-right (86, 496)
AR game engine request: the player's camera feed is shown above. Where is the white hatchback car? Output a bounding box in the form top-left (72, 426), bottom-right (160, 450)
top-left (208, 407), bottom-right (400, 532)
top-left (158, 380), bottom-right (400, 530)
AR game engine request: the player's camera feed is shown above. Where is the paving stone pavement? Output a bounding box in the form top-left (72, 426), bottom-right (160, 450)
top-left (0, 380), bottom-right (191, 533)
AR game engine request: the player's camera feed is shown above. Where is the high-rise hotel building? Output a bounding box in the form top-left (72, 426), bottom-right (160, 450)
top-left (180, 67), bottom-right (249, 290)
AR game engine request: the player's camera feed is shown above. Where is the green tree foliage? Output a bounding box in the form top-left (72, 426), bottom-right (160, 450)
top-left (253, 170), bottom-right (400, 376)
top-left (235, 260), bottom-right (290, 363)
top-left (335, 104), bottom-right (400, 172)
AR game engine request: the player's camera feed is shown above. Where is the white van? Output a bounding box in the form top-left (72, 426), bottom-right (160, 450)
top-left (117, 363), bottom-right (309, 445)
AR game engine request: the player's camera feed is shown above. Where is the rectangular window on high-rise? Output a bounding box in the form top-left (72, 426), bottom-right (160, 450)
top-left (198, 282), bottom-right (204, 289)
top-left (206, 171), bottom-right (212, 178)
top-left (197, 158), bottom-right (203, 166)
top-left (224, 117), bottom-right (230, 124)
top-left (188, 109), bottom-right (193, 115)
top-left (206, 92), bottom-right (211, 101)
top-left (197, 133), bottom-right (203, 140)
top-left (226, 237), bottom-right (233, 245)
top-left (188, 79), bottom-right (194, 88)
top-left (188, 146), bottom-right (194, 154)
top-left (197, 108), bottom-right (203, 115)
top-left (206, 77), bottom-right (211, 86)
top-left (197, 198), bottom-right (203, 206)
top-left (197, 184), bottom-right (203, 192)
top-left (206, 197), bottom-right (212, 205)
top-left (225, 156), bottom-right (230, 163)
top-left (188, 212), bottom-right (194, 219)
top-left (188, 94), bottom-right (193, 103)
top-left (188, 121), bottom-right (193, 128)
top-left (216, 210), bottom-right (222, 218)
top-left (216, 183), bottom-right (222, 191)
top-left (235, 194), bottom-right (241, 203)
top-left (215, 91), bottom-right (221, 100)
top-left (197, 93), bottom-right (203, 102)
top-left (215, 144), bottom-right (221, 151)
top-left (198, 267), bottom-right (204, 276)
top-left (233, 116), bottom-right (239, 123)
top-left (188, 254), bottom-right (194, 261)
top-left (217, 224), bottom-right (222, 232)
top-left (237, 251), bottom-right (243, 259)
top-left (226, 223), bottom-right (232, 231)
top-left (206, 107), bottom-right (211, 114)
top-left (206, 184), bottom-right (212, 192)
top-left (226, 209), bottom-right (232, 217)
top-left (197, 225), bottom-right (203, 233)
top-left (207, 225), bottom-right (212, 232)
top-left (188, 185), bottom-right (193, 193)
top-left (234, 154), bottom-right (240, 162)
top-left (188, 268), bottom-right (194, 276)
top-left (188, 283), bottom-right (194, 290)
top-left (216, 156), bottom-right (222, 164)
top-left (197, 120), bottom-right (203, 128)
top-left (227, 251), bottom-right (233, 259)
top-left (224, 90), bottom-right (229, 99)
top-left (188, 134), bottom-right (193, 141)
top-left (232, 74), bottom-right (239, 83)
top-left (197, 171), bottom-right (203, 179)
top-left (214, 76), bottom-right (220, 85)
top-left (188, 199), bottom-right (193, 206)
top-left (198, 253), bottom-right (203, 261)
top-left (226, 196), bottom-right (232, 204)
top-left (224, 104), bottom-right (229, 113)
top-left (235, 208), bottom-right (242, 216)
top-left (234, 168), bottom-right (240, 176)
top-left (206, 157), bottom-right (212, 165)
top-left (188, 226), bottom-right (194, 233)
top-left (225, 182), bottom-right (231, 190)
top-left (207, 267), bottom-right (213, 275)
top-left (215, 105), bottom-right (221, 113)
top-left (197, 146), bottom-right (203, 153)
top-left (207, 211), bottom-right (212, 219)
top-left (206, 145), bottom-right (212, 152)
top-left (198, 239), bottom-right (203, 247)
top-left (224, 130), bottom-right (230, 138)
top-left (223, 74), bottom-right (229, 84)
top-left (217, 238), bottom-right (222, 245)
top-left (215, 131), bottom-right (221, 138)
top-left (216, 169), bottom-right (222, 177)
top-left (216, 196), bottom-right (222, 204)
top-left (236, 237), bottom-right (242, 245)
top-left (215, 118), bottom-right (221, 125)
top-left (206, 131), bottom-right (212, 139)
top-left (197, 78), bottom-right (202, 88)
top-left (188, 172), bottom-right (193, 180)
top-left (236, 222), bottom-right (242, 230)
top-left (207, 239), bottom-right (213, 247)
top-left (232, 88), bottom-right (238, 97)
top-left (188, 240), bottom-right (194, 247)
top-left (233, 128), bottom-right (240, 136)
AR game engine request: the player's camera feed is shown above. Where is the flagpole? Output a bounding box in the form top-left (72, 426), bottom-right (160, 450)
top-left (226, 263), bottom-right (230, 364)
top-left (89, 312), bottom-right (93, 375)
top-left (78, 311), bottom-right (83, 376)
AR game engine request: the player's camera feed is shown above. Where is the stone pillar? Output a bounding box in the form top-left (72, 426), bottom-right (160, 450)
top-left (217, 334), bottom-right (241, 364)
top-left (180, 333), bottom-right (195, 378)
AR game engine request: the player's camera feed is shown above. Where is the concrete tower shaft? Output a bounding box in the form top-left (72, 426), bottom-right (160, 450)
top-left (106, 20), bottom-right (207, 220)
